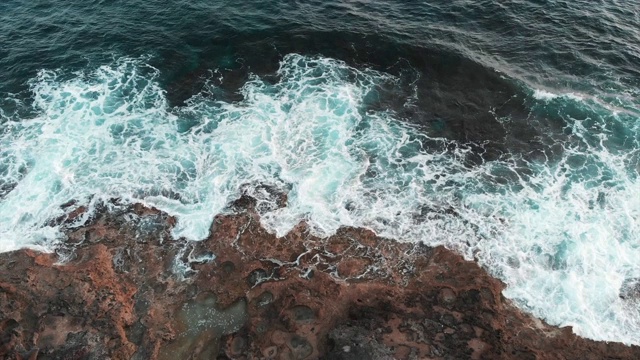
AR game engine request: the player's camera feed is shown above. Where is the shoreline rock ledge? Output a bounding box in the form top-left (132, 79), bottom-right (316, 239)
top-left (1, 197), bottom-right (639, 359)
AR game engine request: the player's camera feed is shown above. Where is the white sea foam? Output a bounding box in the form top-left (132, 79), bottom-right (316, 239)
top-left (0, 55), bottom-right (639, 345)
top-left (533, 88), bottom-right (559, 100)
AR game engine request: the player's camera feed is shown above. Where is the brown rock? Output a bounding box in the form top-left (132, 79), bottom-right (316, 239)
top-left (0, 200), bottom-right (638, 359)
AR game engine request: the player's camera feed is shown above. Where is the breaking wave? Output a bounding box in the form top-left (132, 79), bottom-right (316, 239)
top-left (0, 55), bottom-right (639, 344)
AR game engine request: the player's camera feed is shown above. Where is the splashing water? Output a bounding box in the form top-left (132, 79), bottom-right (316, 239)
top-left (0, 54), bottom-right (639, 344)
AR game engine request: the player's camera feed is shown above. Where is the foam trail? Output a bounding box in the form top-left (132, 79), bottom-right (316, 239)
top-left (0, 55), bottom-right (639, 345)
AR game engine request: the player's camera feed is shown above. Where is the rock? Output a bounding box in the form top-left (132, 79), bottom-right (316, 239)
top-left (439, 288), bottom-right (457, 306)
top-left (0, 200), bottom-right (639, 359)
top-left (290, 306), bottom-right (315, 323)
top-left (287, 335), bottom-right (313, 359)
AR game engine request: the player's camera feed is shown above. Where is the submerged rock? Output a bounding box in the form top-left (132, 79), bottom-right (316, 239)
top-left (0, 201), bottom-right (639, 359)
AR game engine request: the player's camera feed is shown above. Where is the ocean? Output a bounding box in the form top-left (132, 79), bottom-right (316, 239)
top-left (0, 0), bottom-right (639, 345)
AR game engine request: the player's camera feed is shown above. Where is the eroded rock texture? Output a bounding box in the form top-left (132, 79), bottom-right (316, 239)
top-left (1, 198), bottom-right (639, 359)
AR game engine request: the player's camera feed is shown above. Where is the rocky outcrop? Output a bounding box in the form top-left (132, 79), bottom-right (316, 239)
top-left (1, 198), bottom-right (639, 359)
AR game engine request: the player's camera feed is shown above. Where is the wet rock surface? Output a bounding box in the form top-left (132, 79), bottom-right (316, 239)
top-left (1, 199), bottom-right (640, 359)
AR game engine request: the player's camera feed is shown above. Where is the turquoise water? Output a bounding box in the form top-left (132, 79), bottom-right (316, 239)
top-left (1, 0), bottom-right (639, 345)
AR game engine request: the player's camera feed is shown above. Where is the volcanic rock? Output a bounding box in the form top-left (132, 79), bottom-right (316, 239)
top-left (0, 199), bottom-right (639, 359)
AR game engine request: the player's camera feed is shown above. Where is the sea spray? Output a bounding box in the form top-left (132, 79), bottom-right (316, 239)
top-left (0, 55), bottom-right (639, 344)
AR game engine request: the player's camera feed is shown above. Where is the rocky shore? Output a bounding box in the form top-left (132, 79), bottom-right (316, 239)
top-left (1, 196), bottom-right (639, 359)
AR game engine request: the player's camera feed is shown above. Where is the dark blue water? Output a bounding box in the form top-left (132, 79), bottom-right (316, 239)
top-left (1, 1), bottom-right (639, 158)
top-left (2, 1), bottom-right (639, 100)
top-left (1, 0), bottom-right (639, 344)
